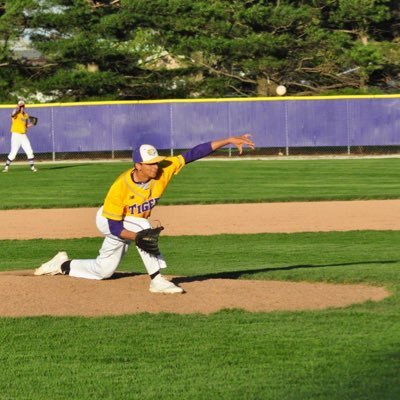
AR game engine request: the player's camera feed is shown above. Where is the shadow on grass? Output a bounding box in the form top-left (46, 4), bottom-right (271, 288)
top-left (48, 164), bottom-right (94, 170)
top-left (172, 259), bottom-right (399, 283)
top-left (109, 259), bottom-right (398, 282)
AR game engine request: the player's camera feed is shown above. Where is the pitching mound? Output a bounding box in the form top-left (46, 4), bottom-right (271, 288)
top-left (0, 270), bottom-right (389, 317)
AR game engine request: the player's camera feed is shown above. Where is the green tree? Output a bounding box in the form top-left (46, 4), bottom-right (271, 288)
top-left (0, 0), bottom-right (40, 101)
top-left (1, 0), bottom-right (399, 101)
top-left (118, 0), bottom-right (399, 97)
top-left (328, 0), bottom-right (393, 90)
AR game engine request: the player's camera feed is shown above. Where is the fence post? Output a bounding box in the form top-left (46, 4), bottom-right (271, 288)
top-left (170, 102), bottom-right (174, 156)
top-left (228, 102), bottom-right (232, 157)
top-left (51, 107), bottom-right (55, 162)
top-left (111, 107), bottom-right (115, 159)
top-left (284, 101), bottom-right (290, 156)
top-left (346, 100), bottom-right (351, 155)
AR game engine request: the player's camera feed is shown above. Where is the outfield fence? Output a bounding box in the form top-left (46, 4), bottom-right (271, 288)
top-left (0, 95), bottom-right (399, 161)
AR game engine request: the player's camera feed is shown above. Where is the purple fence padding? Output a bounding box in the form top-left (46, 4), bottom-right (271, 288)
top-left (171, 102), bottom-right (231, 148)
top-left (287, 100), bottom-right (349, 147)
top-left (112, 103), bottom-right (172, 150)
top-left (0, 97), bottom-right (399, 155)
top-left (347, 98), bottom-right (400, 146)
top-left (229, 101), bottom-right (287, 147)
top-left (53, 105), bottom-right (112, 152)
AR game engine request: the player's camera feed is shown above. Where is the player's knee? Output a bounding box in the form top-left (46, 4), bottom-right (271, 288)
top-left (97, 268), bottom-right (115, 280)
top-left (94, 260), bottom-right (119, 279)
top-left (98, 273), bottom-right (112, 280)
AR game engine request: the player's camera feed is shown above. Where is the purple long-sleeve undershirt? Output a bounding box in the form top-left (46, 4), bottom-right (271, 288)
top-left (182, 141), bottom-right (213, 164)
top-left (108, 219), bottom-right (124, 237)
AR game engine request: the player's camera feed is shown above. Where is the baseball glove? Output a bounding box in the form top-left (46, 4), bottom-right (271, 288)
top-left (29, 116), bottom-right (38, 125)
top-left (135, 226), bottom-right (164, 255)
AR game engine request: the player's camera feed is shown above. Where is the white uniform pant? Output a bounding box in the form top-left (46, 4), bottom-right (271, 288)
top-left (69, 207), bottom-right (167, 280)
top-left (8, 132), bottom-right (34, 160)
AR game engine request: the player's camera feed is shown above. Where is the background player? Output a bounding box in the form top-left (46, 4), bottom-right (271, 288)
top-left (2, 100), bottom-right (37, 173)
top-left (34, 134), bottom-right (255, 294)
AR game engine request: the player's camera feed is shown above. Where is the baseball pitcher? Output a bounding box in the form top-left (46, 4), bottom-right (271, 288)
top-left (34, 134), bottom-right (255, 294)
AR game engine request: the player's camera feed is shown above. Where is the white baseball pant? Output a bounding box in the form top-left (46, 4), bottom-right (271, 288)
top-left (8, 132), bottom-right (34, 160)
top-left (69, 207), bottom-right (167, 280)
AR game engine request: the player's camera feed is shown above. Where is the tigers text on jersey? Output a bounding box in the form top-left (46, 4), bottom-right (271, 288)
top-left (102, 155), bottom-right (185, 220)
top-left (11, 111), bottom-right (29, 134)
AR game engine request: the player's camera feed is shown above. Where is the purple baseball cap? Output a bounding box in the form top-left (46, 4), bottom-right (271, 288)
top-left (133, 144), bottom-right (165, 164)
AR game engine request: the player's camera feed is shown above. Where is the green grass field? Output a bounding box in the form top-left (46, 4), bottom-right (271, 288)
top-left (0, 158), bottom-right (399, 208)
top-left (0, 159), bottom-right (399, 399)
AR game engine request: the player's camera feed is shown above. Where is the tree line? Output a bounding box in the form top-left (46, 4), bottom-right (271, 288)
top-left (0, 0), bottom-right (399, 103)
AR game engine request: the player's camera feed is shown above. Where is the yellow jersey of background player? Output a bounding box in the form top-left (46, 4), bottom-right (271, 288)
top-left (11, 104), bottom-right (30, 134)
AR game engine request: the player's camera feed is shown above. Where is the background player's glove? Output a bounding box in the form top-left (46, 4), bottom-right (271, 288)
top-left (29, 116), bottom-right (38, 125)
top-left (135, 226), bottom-right (164, 255)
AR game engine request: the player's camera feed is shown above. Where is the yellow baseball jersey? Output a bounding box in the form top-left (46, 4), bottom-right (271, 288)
top-left (11, 111), bottom-right (29, 134)
top-left (102, 155), bottom-right (185, 220)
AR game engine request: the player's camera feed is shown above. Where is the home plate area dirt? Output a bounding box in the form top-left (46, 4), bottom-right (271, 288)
top-left (1, 200), bottom-right (398, 316)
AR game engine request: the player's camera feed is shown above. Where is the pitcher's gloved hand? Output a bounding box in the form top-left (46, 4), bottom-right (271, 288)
top-left (135, 226), bottom-right (164, 255)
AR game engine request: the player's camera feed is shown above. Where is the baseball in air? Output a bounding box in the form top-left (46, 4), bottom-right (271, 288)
top-left (276, 85), bottom-right (287, 96)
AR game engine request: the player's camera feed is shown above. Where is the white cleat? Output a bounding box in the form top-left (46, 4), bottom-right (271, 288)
top-left (31, 167), bottom-right (37, 172)
top-left (149, 274), bottom-right (184, 294)
top-left (34, 251), bottom-right (69, 276)
top-left (2, 168), bottom-right (8, 173)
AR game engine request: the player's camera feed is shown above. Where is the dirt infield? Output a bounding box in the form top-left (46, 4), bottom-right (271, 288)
top-left (1, 199), bottom-right (399, 239)
top-left (0, 199), bottom-right (397, 316)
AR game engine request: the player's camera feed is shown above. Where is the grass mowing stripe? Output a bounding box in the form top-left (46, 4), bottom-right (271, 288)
top-left (0, 312), bottom-right (399, 400)
top-left (0, 230), bottom-right (399, 399)
top-left (1, 231), bottom-right (399, 286)
top-left (0, 158), bottom-right (399, 209)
